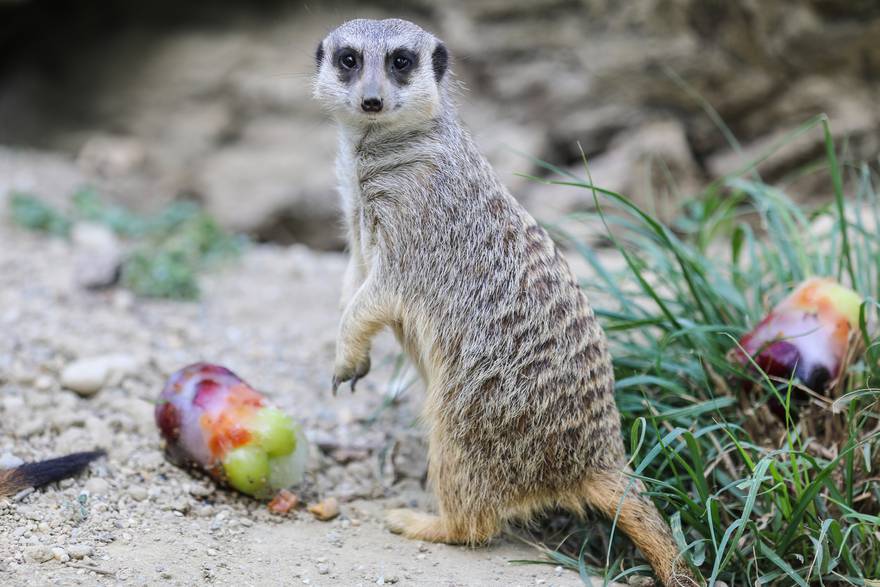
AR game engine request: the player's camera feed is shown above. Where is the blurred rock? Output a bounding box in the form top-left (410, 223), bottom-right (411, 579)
top-left (708, 77), bottom-right (878, 184)
top-left (524, 120), bottom-right (701, 219)
top-left (71, 222), bottom-right (123, 289)
top-left (85, 476), bottom-right (110, 494)
top-left (191, 117), bottom-right (341, 250)
top-left (24, 546), bottom-right (53, 564)
top-left (66, 544), bottom-right (94, 560)
top-left (0, 147), bottom-right (85, 215)
top-left (61, 353), bottom-right (140, 396)
top-left (78, 135), bottom-right (147, 177)
top-left (308, 497), bottom-right (340, 521)
top-left (388, 431), bottom-right (428, 483)
top-left (0, 0), bottom-right (879, 243)
top-left (464, 100), bottom-right (549, 194)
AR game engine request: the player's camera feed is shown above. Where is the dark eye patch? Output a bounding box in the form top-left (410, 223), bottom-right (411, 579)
top-left (387, 48), bottom-right (419, 85)
top-left (332, 47), bottom-right (361, 83)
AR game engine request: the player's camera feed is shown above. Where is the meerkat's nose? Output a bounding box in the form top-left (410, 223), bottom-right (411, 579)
top-left (361, 97), bottom-right (383, 113)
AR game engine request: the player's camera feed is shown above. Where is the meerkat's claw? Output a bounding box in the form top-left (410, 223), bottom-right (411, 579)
top-left (331, 356), bottom-right (370, 394)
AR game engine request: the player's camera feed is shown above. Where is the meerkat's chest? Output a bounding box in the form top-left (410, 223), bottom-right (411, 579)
top-left (335, 145), bottom-right (377, 263)
top-left (335, 141), bottom-right (360, 214)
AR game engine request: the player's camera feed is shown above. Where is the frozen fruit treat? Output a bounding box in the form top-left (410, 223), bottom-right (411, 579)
top-left (733, 278), bottom-right (862, 392)
top-left (155, 363), bottom-right (308, 498)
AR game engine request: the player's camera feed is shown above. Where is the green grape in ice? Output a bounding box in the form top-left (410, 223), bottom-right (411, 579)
top-left (222, 445), bottom-right (270, 495)
top-left (252, 407), bottom-right (297, 457)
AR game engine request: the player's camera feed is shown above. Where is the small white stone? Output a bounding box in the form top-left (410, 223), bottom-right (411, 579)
top-left (71, 222), bottom-right (123, 289)
top-left (61, 354), bottom-right (140, 396)
top-left (128, 486), bottom-right (148, 501)
top-left (25, 545), bottom-right (53, 563)
top-left (51, 547), bottom-right (70, 563)
top-left (85, 477), bottom-right (110, 494)
top-left (35, 375), bottom-right (54, 390)
top-left (67, 544), bottom-right (93, 559)
top-left (0, 452), bottom-right (24, 469)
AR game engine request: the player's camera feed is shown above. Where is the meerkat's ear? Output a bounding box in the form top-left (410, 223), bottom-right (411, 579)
top-left (432, 42), bottom-right (449, 82)
top-left (315, 40), bottom-right (325, 68)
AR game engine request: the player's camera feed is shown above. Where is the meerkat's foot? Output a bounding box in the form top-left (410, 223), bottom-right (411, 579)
top-left (331, 355), bottom-right (371, 394)
top-left (385, 508), bottom-right (500, 545)
top-left (386, 509), bottom-right (450, 542)
top-left (386, 509), bottom-right (473, 544)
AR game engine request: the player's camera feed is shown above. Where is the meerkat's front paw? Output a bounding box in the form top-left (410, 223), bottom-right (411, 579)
top-left (331, 355), bottom-right (371, 394)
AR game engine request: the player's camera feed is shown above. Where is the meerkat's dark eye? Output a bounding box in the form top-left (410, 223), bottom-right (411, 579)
top-left (393, 55), bottom-right (411, 70)
top-left (339, 52), bottom-right (357, 69)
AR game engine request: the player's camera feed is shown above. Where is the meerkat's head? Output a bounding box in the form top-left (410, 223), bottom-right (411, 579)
top-left (313, 19), bottom-right (450, 130)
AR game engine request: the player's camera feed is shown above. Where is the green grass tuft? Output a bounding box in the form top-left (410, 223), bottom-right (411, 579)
top-left (530, 115), bottom-right (880, 585)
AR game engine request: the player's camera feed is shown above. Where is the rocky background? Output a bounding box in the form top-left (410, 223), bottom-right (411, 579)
top-left (1, 0), bottom-right (878, 250)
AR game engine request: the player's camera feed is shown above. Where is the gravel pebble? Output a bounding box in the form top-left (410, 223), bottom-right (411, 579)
top-left (307, 497), bottom-right (339, 521)
top-left (85, 477), bottom-right (110, 494)
top-left (60, 353), bottom-right (140, 396)
top-left (67, 544), bottom-right (94, 559)
top-left (128, 486), bottom-right (149, 501)
top-left (51, 547), bottom-right (69, 562)
top-left (0, 452), bottom-right (24, 469)
top-left (25, 546), bottom-right (53, 563)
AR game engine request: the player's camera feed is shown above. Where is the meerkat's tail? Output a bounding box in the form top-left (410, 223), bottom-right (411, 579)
top-left (580, 468), bottom-right (703, 587)
top-left (0, 450), bottom-right (106, 498)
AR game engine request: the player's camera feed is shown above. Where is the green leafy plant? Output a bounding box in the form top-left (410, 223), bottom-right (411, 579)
top-left (7, 189), bottom-right (244, 299)
top-left (524, 115), bottom-right (880, 585)
top-left (9, 192), bottom-right (72, 237)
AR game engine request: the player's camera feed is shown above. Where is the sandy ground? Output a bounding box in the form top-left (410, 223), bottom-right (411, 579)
top-left (0, 226), bottom-right (591, 587)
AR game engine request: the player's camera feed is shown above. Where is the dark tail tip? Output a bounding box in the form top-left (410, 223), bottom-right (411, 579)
top-left (15, 449), bottom-right (106, 491)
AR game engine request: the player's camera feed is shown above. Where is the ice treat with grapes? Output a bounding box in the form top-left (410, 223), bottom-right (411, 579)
top-left (733, 277), bottom-right (863, 392)
top-left (155, 363), bottom-right (308, 498)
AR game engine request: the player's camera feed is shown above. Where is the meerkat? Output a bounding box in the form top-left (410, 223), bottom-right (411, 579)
top-left (0, 450), bottom-right (105, 498)
top-left (313, 19), bottom-right (700, 587)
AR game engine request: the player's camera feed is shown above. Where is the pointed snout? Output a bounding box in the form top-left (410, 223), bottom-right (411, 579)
top-left (359, 77), bottom-right (384, 113)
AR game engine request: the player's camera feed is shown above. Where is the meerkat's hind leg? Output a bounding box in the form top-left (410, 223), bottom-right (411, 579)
top-left (581, 469), bottom-right (702, 587)
top-left (385, 508), bottom-right (500, 546)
